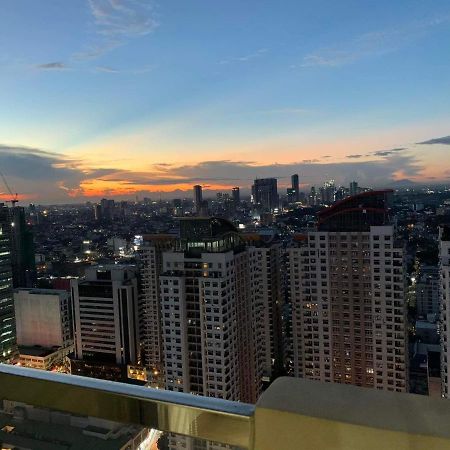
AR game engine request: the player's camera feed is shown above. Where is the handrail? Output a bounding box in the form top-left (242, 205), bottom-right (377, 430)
top-left (0, 364), bottom-right (254, 448)
top-left (4, 366), bottom-right (450, 449)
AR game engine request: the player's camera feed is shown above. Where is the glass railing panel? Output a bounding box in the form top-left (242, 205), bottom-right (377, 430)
top-left (0, 365), bottom-right (253, 449)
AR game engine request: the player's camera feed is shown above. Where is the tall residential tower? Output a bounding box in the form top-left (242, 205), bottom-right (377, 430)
top-left (288, 191), bottom-right (408, 392)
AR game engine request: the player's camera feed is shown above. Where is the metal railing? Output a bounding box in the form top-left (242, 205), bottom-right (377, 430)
top-left (2, 365), bottom-right (450, 449)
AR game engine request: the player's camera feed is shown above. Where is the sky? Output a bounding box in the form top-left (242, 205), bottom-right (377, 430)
top-left (1, 0), bottom-right (450, 203)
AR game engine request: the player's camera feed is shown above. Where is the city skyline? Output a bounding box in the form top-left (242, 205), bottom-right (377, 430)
top-left (1, 0), bottom-right (450, 202)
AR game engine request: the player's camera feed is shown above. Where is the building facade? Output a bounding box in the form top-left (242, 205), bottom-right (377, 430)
top-left (242, 232), bottom-right (284, 381)
top-left (288, 191), bottom-right (408, 392)
top-left (252, 178), bottom-right (279, 212)
top-left (14, 288), bottom-right (72, 349)
top-left (416, 265), bottom-right (440, 317)
top-left (291, 174), bottom-right (300, 202)
top-left (0, 204), bottom-right (17, 363)
top-left (439, 226), bottom-right (450, 397)
top-left (9, 206), bottom-right (36, 288)
top-left (159, 218), bottom-right (264, 402)
top-left (193, 185), bottom-right (203, 214)
top-left (137, 234), bottom-right (176, 386)
top-left (70, 265), bottom-right (139, 381)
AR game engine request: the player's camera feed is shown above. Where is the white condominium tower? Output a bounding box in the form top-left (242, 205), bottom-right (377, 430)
top-left (439, 226), bottom-right (450, 397)
top-left (288, 190), bottom-right (408, 392)
top-left (159, 218), bottom-right (264, 402)
top-left (137, 234), bottom-right (176, 387)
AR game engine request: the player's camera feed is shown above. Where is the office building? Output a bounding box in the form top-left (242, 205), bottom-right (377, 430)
top-left (439, 226), bottom-right (450, 397)
top-left (232, 186), bottom-right (240, 206)
top-left (350, 181), bottom-right (359, 197)
top-left (137, 234), bottom-right (176, 386)
top-left (286, 188), bottom-right (297, 204)
top-left (291, 174), bottom-right (300, 202)
top-left (14, 288), bottom-right (73, 369)
top-left (416, 265), bottom-right (440, 316)
top-left (252, 178), bottom-right (279, 212)
top-left (70, 265), bottom-right (139, 381)
top-left (0, 204), bottom-right (17, 363)
top-left (288, 190), bottom-right (408, 392)
top-left (95, 198), bottom-right (115, 221)
top-left (307, 186), bottom-right (319, 206)
top-left (9, 206), bottom-right (36, 288)
top-left (193, 185), bottom-right (203, 213)
top-left (319, 180), bottom-right (336, 205)
top-left (14, 288), bottom-right (72, 347)
top-left (159, 218), bottom-right (264, 402)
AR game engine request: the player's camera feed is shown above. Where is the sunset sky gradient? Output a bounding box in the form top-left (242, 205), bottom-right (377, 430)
top-left (1, 0), bottom-right (450, 203)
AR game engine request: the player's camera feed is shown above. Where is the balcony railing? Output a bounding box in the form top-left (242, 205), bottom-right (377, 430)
top-left (1, 365), bottom-right (450, 449)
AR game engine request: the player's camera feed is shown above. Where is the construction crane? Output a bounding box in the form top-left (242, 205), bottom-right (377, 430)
top-left (0, 170), bottom-right (18, 207)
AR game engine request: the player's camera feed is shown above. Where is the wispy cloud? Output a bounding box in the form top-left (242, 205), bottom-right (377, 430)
top-left (418, 135), bottom-right (450, 145)
top-left (35, 62), bottom-right (69, 70)
top-left (372, 148), bottom-right (405, 157)
top-left (94, 64), bottom-right (154, 74)
top-left (75, 0), bottom-right (158, 60)
top-left (299, 15), bottom-right (450, 68)
top-left (344, 148), bottom-right (405, 159)
top-left (219, 48), bottom-right (268, 65)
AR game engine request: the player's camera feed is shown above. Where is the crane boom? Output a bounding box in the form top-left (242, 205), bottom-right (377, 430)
top-left (0, 170), bottom-right (18, 206)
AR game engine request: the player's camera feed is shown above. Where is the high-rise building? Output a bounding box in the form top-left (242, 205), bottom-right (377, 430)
top-left (350, 181), bottom-right (359, 197)
top-left (288, 190), bottom-right (408, 392)
top-left (252, 178), bottom-right (279, 212)
top-left (439, 226), bottom-right (450, 397)
top-left (291, 174), bottom-right (300, 202)
top-left (98, 198), bottom-right (115, 221)
top-left (14, 288), bottom-right (72, 349)
top-left (242, 232), bottom-right (284, 381)
top-left (159, 218), bottom-right (264, 402)
top-left (0, 204), bottom-right (17, 363)
top-left (14, 288), bottom-right (73, 370)
top-left (70, 265), bottom-right (139, 381)
top-left (137, 234), bottom-right (176, 387)
top-left (416, 265), bottom-right (440, 317)
top-left (9, 206), bottom-right (36, 288)
top-left (286, 188), bottom-right (297, 204)
top-left (319, 180), bottom-right (336, 205)
top-left (193, 185), bottom-right (203, 213)
top-left (308, 186), bottom-right (317, 206)
top-left (232, 186), bottom-right (240, 206)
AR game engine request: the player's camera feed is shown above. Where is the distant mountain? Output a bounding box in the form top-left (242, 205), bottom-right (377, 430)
top-left (387, 179), bottom-right (419, 187)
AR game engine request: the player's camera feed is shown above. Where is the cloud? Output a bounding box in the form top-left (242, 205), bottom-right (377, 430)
top-left (371, 148), bottom-right (405, 157)
top-left (95, 66), bottom-right (120, 73)
top-left (417, 135), bottom-right (450, 145)
top-left (344, 148), bottom-right (405, 159)
top-left (35, 62), bottom-right (69, 70)
top-left (141, 152), bottom-right (423, 191)
top-left (94, 64), bottom-right (154, 74)
top-left (299, 15), bottom-right (450, 68)
top-left (0, 141), bottom-right (431, 203)
top-left (0, 145), bottom-right (123, 201)
top-left (88, 0), bottom-right (158, 37)
top-left (219, 48), bottom-right (268, 65)
top-left (75, 0), bottom-right (158, 60)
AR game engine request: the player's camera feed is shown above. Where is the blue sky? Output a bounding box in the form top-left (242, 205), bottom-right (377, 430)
top-left (1, 0), bottom-right (450, 202)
